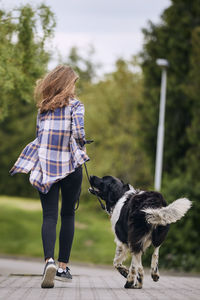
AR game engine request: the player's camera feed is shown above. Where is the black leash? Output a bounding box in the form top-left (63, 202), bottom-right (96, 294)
top-left (74, 139), bottom-right (106, 211)
top-left (74, 140), bottom-right (94, 211)
top-left (83, 139), bottom-right (105, 210)
top-left (84, 162), bottom-right (106, 211)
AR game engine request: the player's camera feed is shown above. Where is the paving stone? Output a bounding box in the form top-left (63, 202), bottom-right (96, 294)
top-left (0, 258), bottom-right (199, 300)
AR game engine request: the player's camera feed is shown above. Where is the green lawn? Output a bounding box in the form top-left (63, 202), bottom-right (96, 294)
top-left (1, 195), bottom-right (198, 273)
top-left (0, 195), bottom-right (116, 265)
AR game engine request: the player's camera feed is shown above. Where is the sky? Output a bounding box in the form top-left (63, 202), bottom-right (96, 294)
top-left (2, 0), bottom-right (171, 76)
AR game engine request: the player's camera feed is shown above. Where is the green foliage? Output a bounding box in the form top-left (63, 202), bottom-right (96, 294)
top-left (0, 4), bottom-right (56, 118)
top-left (140, 0), bottom-right (200, 177)
top-left (0, 4), bottom-right (55, 196)
top-left (185, 26), bottom-right (200, 182)
top-left (82, 58), bottom-right (152, 189)
top-left (67, 46), bottom-right (97, 83)
top-left (139, 0), bottom-right (200, 272)
top-left (159, 177), bottom-right (200, 271)
top-left (60, 46), bottom-right (98, 95)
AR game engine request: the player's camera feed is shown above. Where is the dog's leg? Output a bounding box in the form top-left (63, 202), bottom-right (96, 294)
top-left (151, 246), bottom-right (160, 282)
top-left (124, 252), bottom-right (144, 289)
top-left (113, 244), bottom-right (129, 278)
top-left (135, 253), bottom-right (144, 289)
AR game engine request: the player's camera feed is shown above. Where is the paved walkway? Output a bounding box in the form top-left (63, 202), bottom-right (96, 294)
top-left (0, 257), bottom-right (200, 300)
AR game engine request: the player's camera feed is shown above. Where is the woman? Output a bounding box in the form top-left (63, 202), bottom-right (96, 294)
top-left (9, 65), bottom-right (89, 288)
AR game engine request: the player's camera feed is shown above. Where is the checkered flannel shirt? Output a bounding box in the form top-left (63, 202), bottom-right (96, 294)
top-left (9, 98), bottom-right (89, 194)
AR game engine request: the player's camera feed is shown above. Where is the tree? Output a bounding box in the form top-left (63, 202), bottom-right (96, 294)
top-left (140, 0), bottom-right (200, 178)
top-left (59, 45), bottom-right (99, 95)
top-left (185, 26), bottom-right (200, 182)
top-left (140, 0), bottom-right (200, 271)
top-left (82, 58), bottom-right (152, 189)
top-left (0, 4), bottom-right (55, 196)
top-left (0, 4), bottom-right (55, 121)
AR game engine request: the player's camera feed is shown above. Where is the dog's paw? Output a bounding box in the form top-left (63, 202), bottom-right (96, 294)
top-left (133, 284), bottom-right (142, 289)
top-left (151, 273), bottom-right (159, 282)
top-left (117, 266), bottom-right (129, 278)
top-left (124, 281), bottom-right (134, 289)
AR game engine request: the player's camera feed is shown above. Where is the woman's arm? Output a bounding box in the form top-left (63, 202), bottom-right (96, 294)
top-left (72, 102), bottom-right (86, 149)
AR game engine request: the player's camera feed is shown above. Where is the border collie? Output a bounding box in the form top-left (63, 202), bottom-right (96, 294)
top-left (89, 175), bottom-right (191, 289)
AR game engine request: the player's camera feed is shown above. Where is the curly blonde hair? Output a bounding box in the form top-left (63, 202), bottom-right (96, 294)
top-left (35, 65), bottom-right (79, 113)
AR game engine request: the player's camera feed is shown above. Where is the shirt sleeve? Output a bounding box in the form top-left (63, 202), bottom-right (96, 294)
top-left (72, 102), bottom-right (86, 148)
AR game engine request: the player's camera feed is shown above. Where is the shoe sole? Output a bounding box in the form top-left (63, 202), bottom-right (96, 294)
top-left (41, 265), bottom-right (57, 288)
top-left (55, 275), bottom-right (72, 282)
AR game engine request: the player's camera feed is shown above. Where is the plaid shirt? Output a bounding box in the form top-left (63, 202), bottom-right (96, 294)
top-left (9, 98), bottom-right (89, 194)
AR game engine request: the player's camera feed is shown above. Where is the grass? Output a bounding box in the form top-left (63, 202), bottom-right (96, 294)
top-left (1, 195), bottom-right (199, 273)
top-left (0, 195), bottom-right (116, 265)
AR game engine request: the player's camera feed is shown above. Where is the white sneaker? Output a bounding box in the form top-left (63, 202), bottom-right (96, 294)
top-left (41, 258), bottom-right (57, 288)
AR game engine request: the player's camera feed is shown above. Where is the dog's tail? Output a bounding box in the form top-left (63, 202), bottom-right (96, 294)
top-left (142, 198), bottom-right (192, 226)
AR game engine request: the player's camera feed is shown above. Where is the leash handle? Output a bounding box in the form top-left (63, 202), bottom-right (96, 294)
top-left (85, 140), bottom-right (94, 144)
top-left (84, 162), bottom-right (106, 211)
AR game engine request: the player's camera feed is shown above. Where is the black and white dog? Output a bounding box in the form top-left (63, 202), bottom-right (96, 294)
top-left (89, 175), bottom-right (191, 289)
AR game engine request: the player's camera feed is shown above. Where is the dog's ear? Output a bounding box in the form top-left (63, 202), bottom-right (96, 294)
top-left (106, 188), bottom-right (116, 213)
top-left (108, 189), bottom-right (115, 204)
top-left (108, 183), bottom-right (123, 204)
top-left (106, 182), bottom-right (125, 212)
top-left (123, 183), bottom-right (129, 190)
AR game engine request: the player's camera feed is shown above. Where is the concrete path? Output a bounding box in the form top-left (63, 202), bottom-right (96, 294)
top-left (0, 257), bottom-right (200, 300)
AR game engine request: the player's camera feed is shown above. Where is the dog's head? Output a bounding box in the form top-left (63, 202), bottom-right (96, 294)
top-left (89, 175), bottom-right (130, 213)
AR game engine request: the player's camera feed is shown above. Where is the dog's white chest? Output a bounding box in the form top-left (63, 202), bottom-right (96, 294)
top-left (111, 197), bottom-right (126, 232)
top-left (110, 187), bottom-right (135, 233)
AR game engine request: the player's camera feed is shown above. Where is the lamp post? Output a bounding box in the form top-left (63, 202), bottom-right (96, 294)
top-left (154, 58), bottom-right (169, 191)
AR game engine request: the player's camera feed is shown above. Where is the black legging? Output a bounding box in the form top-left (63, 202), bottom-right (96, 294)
top-left (38, 166), bottom-right (82, 263)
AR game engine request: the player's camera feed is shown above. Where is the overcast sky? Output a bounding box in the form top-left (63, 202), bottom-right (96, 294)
top-left (2, 0), bottom-right (171, 75)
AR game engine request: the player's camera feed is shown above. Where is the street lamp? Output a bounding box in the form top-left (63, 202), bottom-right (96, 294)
top-left (154, 58), bottom-right (169, 191)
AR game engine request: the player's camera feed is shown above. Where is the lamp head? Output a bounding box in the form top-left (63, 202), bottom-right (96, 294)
top-left (156, 59), bottom-right (169, 68)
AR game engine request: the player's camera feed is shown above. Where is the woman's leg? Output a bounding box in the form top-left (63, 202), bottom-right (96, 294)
top-left (38, 182), bottom-right (60, 261)
top-left (58, 166), bottom-right (83, 266)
